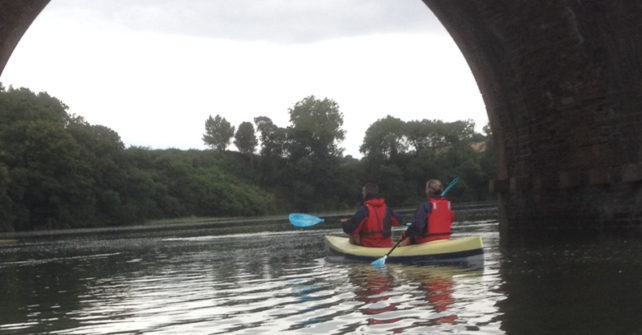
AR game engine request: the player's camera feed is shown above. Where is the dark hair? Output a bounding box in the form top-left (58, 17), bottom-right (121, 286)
top-left (363, 182), bottom-right (380, 200)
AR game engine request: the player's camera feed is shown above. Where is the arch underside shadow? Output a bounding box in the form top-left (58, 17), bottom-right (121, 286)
top-left (0, 0), bottom-right (49, 75)
top-left (424, 0), bottom-right (642, 232)
top-left (1, 0), bottom-right (641, 233)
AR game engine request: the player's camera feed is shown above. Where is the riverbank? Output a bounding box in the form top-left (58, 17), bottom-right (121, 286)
top-left (0, 201), bottom-right (499, 238)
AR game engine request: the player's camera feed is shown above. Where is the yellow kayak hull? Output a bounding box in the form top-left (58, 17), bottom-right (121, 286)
top-left (324, 235), bottom-right (484, 266)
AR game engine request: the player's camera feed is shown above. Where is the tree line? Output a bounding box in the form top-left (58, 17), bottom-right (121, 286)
top-left (0, 84), bottom-right (495, 232)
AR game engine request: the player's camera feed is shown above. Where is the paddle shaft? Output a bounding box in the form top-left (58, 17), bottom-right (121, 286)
top-left (441, 177), bottom-right (458, 196)
top-left (376, 177), bottom-right (457, 264)
top-left (384, 236), bottom-right (405, 258)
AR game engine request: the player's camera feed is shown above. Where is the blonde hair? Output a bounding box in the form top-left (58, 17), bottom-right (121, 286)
top-left (426, 179), bottom-right (443, 196)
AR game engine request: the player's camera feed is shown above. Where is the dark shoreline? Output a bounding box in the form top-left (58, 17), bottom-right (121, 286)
top-left (0, 201), bottom-right (499, 239)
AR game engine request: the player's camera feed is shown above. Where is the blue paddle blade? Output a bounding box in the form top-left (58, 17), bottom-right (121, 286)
top-left (289, 213), bottom-right (325, 227)
top-left (371, 255), bottom-right (387, 266)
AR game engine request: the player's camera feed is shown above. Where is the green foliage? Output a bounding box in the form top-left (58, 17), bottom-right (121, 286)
top-left (361, 117), bottom-right (494, 204)
top-left (203, 114), bottom-right (235, 151)
top-left (406, 119), bottom-right (475, 151)
top-left (284, 96), bottom-right (347, 210)
top-left (234, 121), bottom-right (258, 154)
top-left (1, 120), bottom-right (93, 230)
top-left (288, 95), bottom-right (345, 159)
top-left (0, 162), bottom-right (14, 231)
top-left (254, 116), bottom-right (287, 158)
top-left (0, 87), bottom-right (68, 125)
top-left (333, 157), bottom-right (366, 208)
top-left (66, 118), bottom-right (128, 226)
top-left (0, 85), bottom-right (496, 232)
top-left (0, 86), bottom-right (281, 231)
top-left (360, 115), bottom-right (407, 160)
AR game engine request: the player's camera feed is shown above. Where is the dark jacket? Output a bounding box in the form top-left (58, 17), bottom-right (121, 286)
top-left (343, 198), bottom-right (403, 247)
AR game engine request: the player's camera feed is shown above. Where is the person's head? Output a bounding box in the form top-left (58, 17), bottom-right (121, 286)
top-left (362, 182), bottom-right (380, 200)
top-left (426, 179), bottom-right (443, 197)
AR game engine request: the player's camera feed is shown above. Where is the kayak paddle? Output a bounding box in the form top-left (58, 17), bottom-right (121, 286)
top-left (370, 177), bottom-right (460, 266)
top-left (441, 177), bottom-right (459, 196)
top-left (289, 213), bottom-right (324, 227)
top-left (370, 237), bottom-right (404, 266)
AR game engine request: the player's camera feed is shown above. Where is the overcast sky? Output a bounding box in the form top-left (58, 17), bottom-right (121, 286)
top-left (0, 0), bottom-right (486, 158)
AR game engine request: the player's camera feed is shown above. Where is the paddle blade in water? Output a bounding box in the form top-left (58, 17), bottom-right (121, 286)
top-left (289, 213), bottom-right (324, 227)
top-left (371, 255), bottom-right (387, 266)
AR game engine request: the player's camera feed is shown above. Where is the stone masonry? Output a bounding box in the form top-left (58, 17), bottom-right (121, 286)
top-left (423, 0), bottom-right (642, 232)
top-left (0, 0), bottom-right (49, 75)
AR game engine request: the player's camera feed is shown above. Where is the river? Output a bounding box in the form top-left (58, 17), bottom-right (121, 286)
top-left (0, 205), bottom-right (640, 334)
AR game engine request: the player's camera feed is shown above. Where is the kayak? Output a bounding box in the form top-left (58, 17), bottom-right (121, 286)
top-left (325, 235), bottom-right (484, 266)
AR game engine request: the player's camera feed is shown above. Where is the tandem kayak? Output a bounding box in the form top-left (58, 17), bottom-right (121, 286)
top-left (325, 235), bottom-right (484, 267)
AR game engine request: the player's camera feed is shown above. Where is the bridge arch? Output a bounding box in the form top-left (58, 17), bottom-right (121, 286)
top-left (424, 0), bottom-right (642, 232)
top-left (2, 0), bottom-right (641, 233)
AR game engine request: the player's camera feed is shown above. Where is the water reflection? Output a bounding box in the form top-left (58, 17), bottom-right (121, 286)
top-left (0, 227), bottom-right (501, 334)
top-left (1, 217), bottom-right (640, 334)
top-left (496, 231), bottom-right (642, 335)
top-left (408, 267), bottom-right (458, 325)
top-left (338, 263), bottom-right (485, 334)
top-left (349, 265), bottom-right (398, 320)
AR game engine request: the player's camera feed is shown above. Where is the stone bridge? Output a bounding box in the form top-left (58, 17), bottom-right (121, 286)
top-left (1, 0), bottom-right (641, 234)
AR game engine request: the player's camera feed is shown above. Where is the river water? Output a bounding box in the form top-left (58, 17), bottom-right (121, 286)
top-left (0, 208), bottom-right (640, 334)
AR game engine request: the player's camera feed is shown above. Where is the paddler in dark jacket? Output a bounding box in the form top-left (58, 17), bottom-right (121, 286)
top-left (400, 179), bottom-right (454, 246)
top-left (340, 182), bottom-right (403, 248)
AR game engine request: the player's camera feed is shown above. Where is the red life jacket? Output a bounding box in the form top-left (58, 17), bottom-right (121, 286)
top-left (415, 197), bottom-right (453, 243)
top-left (356, 198), bottom-right (393, 247)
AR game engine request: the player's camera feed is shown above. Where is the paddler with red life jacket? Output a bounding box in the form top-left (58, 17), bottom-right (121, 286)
top-left (340, 183), bottom-right (403, 248)
top-left (399, 179), bottom-right (454, 246)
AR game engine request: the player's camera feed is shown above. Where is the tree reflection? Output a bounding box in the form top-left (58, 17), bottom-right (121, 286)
top-left (0, 241), bottom-right (84, 334)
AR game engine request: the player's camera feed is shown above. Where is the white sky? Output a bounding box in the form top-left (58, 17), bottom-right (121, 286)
top-left (0, 0), bottom-right (487, 158)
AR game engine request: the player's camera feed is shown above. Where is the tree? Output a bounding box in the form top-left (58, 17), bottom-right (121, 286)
top-left (0, 87), bottom-right (68, 126)
top-left (2, 120), bottom-right (93, 230)
top-left (0, 162), bottom-right (14, 231)
top-left (202, 115), bottom-right (235, 151)
top-left (288, 95), bottom-right (345, 160)
top-left (254, 116), bottom-right (287, 157)
top-left (67, 120), bottom-right (130, 226)
top-left (252, 116), bottom-right (288, 188)
top-left (360, 115), bottom-right (408, 160)
top-left (285, 96), bottom-right (346, 209)
top-left (0, 85), bottom-right (290, 232)
top-left (406, 119), bottom-right (477, 152)
top-left (0, 86), bottom-right (96, 230)
top-left (234, 121), bottom-right (258, 154)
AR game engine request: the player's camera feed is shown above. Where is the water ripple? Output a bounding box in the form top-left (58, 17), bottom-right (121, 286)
top-left (1, 224), bottom-right (509, 334)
